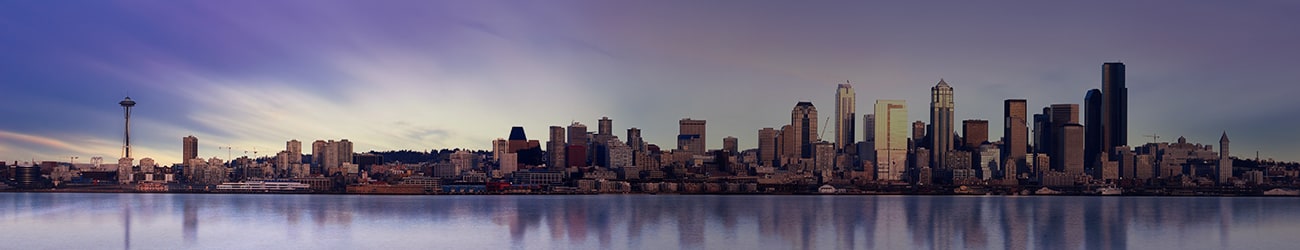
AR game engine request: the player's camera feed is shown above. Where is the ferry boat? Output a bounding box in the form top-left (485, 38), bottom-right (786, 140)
top-left (215, 181), bottom-right (311, 193)
top-left (1034, 187), bottom-right (1062, 195)
top-left (1264, 188), bottom-right (1300, 196)
top-left (1096, 186), bottom-right (1123, 195)
top-left (818, 185), bottom-right (837, 194)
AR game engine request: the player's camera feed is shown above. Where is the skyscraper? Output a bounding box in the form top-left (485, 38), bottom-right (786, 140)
top-left (567, 122), bottom-right (589, 147)
top-left (835, 83), bottom-right (856, 152)
top-left (930, 79), bottom-right (954, 170)
top-left (723, 136), bottom-right (738, 153)
top-left (758, 128), bottom-right (777, 167)
top-left (1060, 124), bottom-right (1085, 175)
top-left (626, 128), bottom-right (644, 152)
top-left (1219, 132), bottom-right (1232, 184)
top-left (791, 102), bottom-right (818, 159)
top-left (1102, 62), bottom-right (1128, 155)
top-left (874, 100), bottom-right (908, 181)
top-left (1003, 99), bottom-right (1028, 176)
top-left (182, 135), bottom-right (198, 164)
top-left (286, 139), bottom-right (302, 164)
top-left (1084, 89), bottom-right (1104, 170)
top-left (1049, 104), bottom-right (1079, 172)
top-left (678, 118), bottom-right (707, 155)
top-left (598, 117), bottom-right (613, 136)
top-left (548, 126), bottom-right (566, 169)
top-left (911, 121), bottom-right (926, 149)
top-left (962, 120), bottom-right (988, 149)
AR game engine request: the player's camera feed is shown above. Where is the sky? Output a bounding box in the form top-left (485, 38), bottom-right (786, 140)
top-left (1, 1), bottom-right (1299, 165)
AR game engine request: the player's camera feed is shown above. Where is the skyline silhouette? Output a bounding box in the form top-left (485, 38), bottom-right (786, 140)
top-left (2, 1), bottom-right (1299, 165)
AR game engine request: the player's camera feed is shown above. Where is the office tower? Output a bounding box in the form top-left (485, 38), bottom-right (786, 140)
top-left (723, 136), bottom-right (738, 153)
top-left (862, 115), bottom-right (876, 162)
top-left (182, 135), bottom-right (198, 163)
top-left (548, 126), bottom-right (566, 169)
top-left (1219, 132), bottom-right (1231, 184)
top-left (336, 139), bottom-right (354, 165)
top-left (1084, 89), bottom-right (1103, 171)
top-left (1060, 124), bottom-right (1084, 175)
top-left (1033, 109), bottom-right (1052, 155)
top-left (311, 140), bottom-right (326, 174)
top-left (493, 138), bottom-right (508, 161)
top-left (813, 142), bottom-right (834, 172)
top-left (791, 102), bottom-right (818, 159)
top-left (626, 128), bottom-right (644, 152)
top-left (508, 126), bottom-right (529, 152)
top-left (119, 97), bottom-right (136, 158)
top-left (759, 128), bottom-right (777, 167)
top-left (835, 83), bottom-right (855, 152)
top-left (1003, 99), bottom-right (1028, 177)
top-left (286, 139), bottom-right (302, 164)
top-left (962, 120), bottom-right (988, 149)
top-left (678, 118), bottom-right (707, 155)
top-left (930, 79), bottom-right (955, 170)
top-left (977, 144), bottom-right (1001, 180)
top-left (567, 122), bottom-right (589, 147)
top-left (1102, 62), bottom-right (1128, 155)
top-left (874, 100), bottom-right (908, 180)
top-left (912, 121), bottom-right (926, 148)
top-left (778, 125), bottom-right (794, 161)
top-left (598, 117), bottom-right (613, 136)
top-left (1049, 104), bottom-right (1079, 172)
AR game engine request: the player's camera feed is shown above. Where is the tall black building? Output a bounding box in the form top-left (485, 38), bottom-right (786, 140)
top-left (1102, 62), bottom-right (1127, 156)
top-left (1084, 89), bottom-right (1103, 171)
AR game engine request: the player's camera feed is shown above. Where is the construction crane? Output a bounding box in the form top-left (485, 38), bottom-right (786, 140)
top-left (1143, 134), bottom-right (1160, 145)
top-left (819, 116), bottom-right (832, 139)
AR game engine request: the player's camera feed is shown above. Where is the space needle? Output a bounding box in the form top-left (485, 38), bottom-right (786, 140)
top-left (120, 97), bottom-right (136, 159)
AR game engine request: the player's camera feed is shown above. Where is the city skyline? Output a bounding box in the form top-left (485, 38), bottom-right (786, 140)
top-left (3, 1), bottom-right (1300, 165)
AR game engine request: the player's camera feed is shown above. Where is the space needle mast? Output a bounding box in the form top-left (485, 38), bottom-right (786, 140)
top-left (120, 97), bottom-right (136, 159)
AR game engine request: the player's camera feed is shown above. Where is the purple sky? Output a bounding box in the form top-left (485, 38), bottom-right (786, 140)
top-left (2, 1), bottom-right (1299, 164)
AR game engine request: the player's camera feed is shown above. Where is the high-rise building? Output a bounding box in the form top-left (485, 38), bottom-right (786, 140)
top-left (758, 128), bottom-right (777, 167)
top-left (336, 139), bottom-right (354, 165)
top-left (311, 140), bottom-right (326, 174)
top-left (835, 83), bottom-right (856, 152)
top-left (723, 136), bottom-right (738, 153)
top-left (874, 100), bottom-right (908, 180)
top-left (1084, 89), bottom-right (1104, 171)
top-left (548, 126), bottom-right (566, 169)
top-left (626, 128), bottom-right (644, 152)
top-left (598, 117), bottom-right (613, 136)
top-left (1003, 99), bottom-right (1028, 177)
top-left (567, 122), bottom-right (589, 147)
top-left (912, 121), bottom-right (927, 148)
top-left (791, 102), bottom-right (818, 159)
top-left (678, 118), bottom-right (707, 155)
top-left (962, 120), bottom-right (988, 149)
top-left (182, 135), bottom-right (198, 164)
top-left (1060, 124), bottom-right (1085, 175)
top-left (1219, 132), bottom-right (1232, 184)
top-left (1102, 62), bottom-right (1128, 156)
top-left (930, 79), bottom-right (955, 170)
top-left (1050, 104), bottom-right (1079, 172)
top-left (862, 115), bottom-right (876, 162)
top-left (1033, 108), bottom-right (1053, 155)
top-left (286, 139), bottom-right (302, 164)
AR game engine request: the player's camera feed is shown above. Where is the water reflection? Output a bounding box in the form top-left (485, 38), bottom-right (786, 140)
top-left (2, 194), bottom-right (1300, 249)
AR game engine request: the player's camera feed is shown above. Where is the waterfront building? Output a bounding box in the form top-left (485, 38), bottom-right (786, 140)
top-left (930, 79), bottom-right (955, 170)
top-left (835, 83), bottom-right (856, 152)
top-left (874, 100), bottom-right (908, 181)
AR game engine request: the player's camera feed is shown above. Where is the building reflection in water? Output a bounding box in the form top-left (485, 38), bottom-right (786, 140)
top-left (13, 193), bottom-right (1296, 249)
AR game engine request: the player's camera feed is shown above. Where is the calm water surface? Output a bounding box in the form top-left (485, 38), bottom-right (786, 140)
top-left (2, 193), bottom-right (1298, 249)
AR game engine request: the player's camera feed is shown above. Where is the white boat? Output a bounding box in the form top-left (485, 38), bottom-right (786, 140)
top-left (1035, 187), bottom-right (1062, 195)
top-left (818, 185), bottom-right (837, 194)
top-left (1097, 186), bottom-right (1123, 195)
top-left (1264, 188), bottom-right (1300, 196)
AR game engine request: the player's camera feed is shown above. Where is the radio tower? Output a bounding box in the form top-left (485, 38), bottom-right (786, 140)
top-left (119, 97), bottom-right (136, 159)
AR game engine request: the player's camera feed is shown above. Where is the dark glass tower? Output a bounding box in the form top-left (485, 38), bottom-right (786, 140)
top-left (1102, 62), bottom-right (1127, 156)
top-left (1084, 89), bottom-right (1103, 171)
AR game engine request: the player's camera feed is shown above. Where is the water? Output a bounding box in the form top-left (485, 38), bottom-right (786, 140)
top-left (2, 193), bottom-right (1298, 250)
